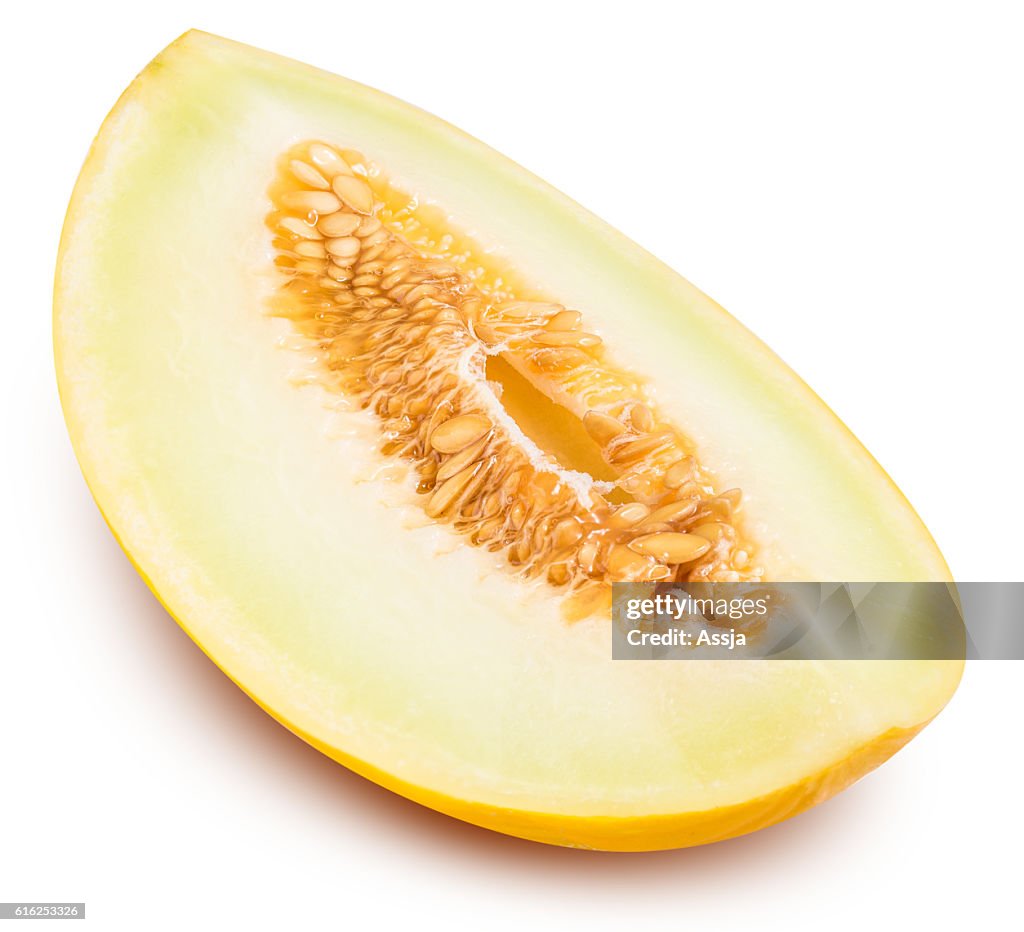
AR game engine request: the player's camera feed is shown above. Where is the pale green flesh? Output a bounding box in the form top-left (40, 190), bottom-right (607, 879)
top-left (56, 31), bottom-right (958, 820)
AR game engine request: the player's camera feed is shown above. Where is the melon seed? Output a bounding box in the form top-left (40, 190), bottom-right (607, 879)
top-left (290, 159), bottom-right (330, 189)
top-left (332, 174), bottom-right (374, 214)
top-left (435, 435), bottom-right (490, 482)
top-left (582, 411), bottom-right (626, 445)
top-left (318, 213), bottom-right (362, 237)
top-left (628, 532), bottom-right (710, 564)
top-left (326, 236), bottom-right (361, 260)
top-left (531, 331), bottom-right (602, 348)
top-left (429, 414), bottom-right (493, 454)
top-left (282, 190), bottom-right (342, 214)
top-left (546, 310), bottom-right (583, 331)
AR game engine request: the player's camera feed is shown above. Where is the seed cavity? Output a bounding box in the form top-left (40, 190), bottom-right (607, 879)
top-left (268, 141), bottom-right (761, 617)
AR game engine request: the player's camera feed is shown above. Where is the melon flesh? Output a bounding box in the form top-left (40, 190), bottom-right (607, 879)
top-left (54, 30), bottom-right (961, 850)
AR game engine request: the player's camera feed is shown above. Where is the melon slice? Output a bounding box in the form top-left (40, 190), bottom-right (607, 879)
top-left (54, 30), bottom-right (962, 851)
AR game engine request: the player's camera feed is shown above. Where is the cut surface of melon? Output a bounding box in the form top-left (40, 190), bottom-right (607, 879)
top-left (55, 30), bottom-right (962, 850)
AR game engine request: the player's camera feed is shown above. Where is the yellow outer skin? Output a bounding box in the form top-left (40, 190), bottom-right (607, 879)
top-left (274, 688), bottom-right (923, 851)
top-left (263, 696), bottom-right (924, 851)
top-left (55, 31), bottom-right (962, 851)
top-left (326, 728), bottom-right (924, 852)
top-left (95, 503), bottom-right (928, 852)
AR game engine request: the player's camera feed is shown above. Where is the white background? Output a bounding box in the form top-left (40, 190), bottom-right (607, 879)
top-left (2, 1), bottom-right (1022, 929)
